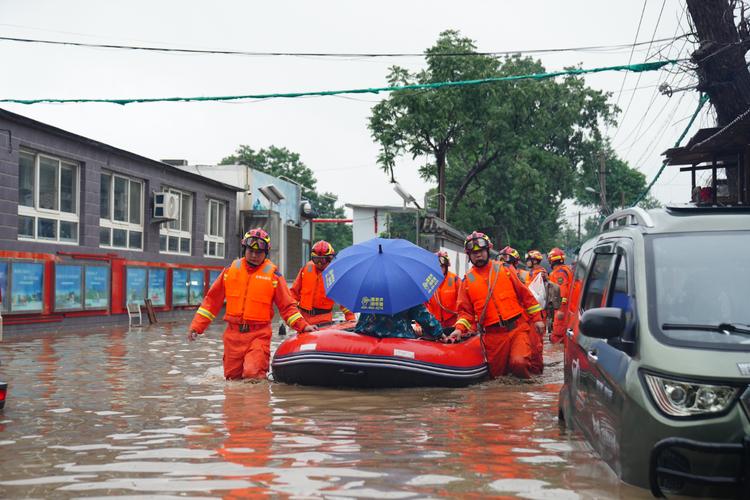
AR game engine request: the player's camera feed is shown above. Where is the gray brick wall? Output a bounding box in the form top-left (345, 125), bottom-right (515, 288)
top-left (0, 112), bottom-right (238, 268)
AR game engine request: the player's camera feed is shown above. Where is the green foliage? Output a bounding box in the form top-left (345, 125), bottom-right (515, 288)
top-left (369, 30), bottom-right (618, 251)
top-left (381, 212), bottom-right (419, 243)
top-left (574, 140), bottom-right (655, 213)
top-left (221, 145), bottom-right (351, 252)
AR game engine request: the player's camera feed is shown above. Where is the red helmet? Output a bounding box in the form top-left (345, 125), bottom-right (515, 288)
top-left (548, 247), bottom-right (565, 263)
top-left (312, 240), bottom-right (335, 258)
top-left (501, 246), bottom-right (520, 262)
top-left (242, 228), bottom-right (271, 252)
top-left (464, 231), bottom-right (493, 253)
top-left (436, 250), bottom-right (450, 266)
top-left (525, 249), bottom-right (543, 263)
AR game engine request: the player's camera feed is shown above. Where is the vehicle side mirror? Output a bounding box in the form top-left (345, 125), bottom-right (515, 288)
top-left (580, 307), bottom-right (625, 339)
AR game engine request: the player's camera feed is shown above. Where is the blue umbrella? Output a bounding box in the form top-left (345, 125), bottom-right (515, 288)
top-left (322, 238), bottom-right (443, 315)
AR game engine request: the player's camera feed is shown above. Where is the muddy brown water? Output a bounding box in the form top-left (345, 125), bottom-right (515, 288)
top-left (0, 321), bottom-right (651, 499)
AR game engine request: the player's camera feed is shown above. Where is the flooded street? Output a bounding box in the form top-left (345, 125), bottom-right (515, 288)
top-left (0, 320), bottom-right (649, 499)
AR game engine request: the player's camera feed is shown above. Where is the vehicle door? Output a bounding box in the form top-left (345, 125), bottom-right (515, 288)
top-left (578, 240), bottom-right (636, 467)
top-left (562, 247), bottom-right (593, 414)
top-left (568, 243), bottom-right (615, 448)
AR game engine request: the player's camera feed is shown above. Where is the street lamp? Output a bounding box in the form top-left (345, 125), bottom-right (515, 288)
top-left (392, 182), bottom-right (422, 245)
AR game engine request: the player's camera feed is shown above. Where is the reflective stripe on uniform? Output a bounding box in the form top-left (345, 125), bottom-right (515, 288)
top-left (287, 312), bottom-right (303, 326)
top-left (197, 307), bottom-right (215, 320)
top-left (526, 304), bottom-right (542, 314)
top-left (456, 318), bottom-right (472, 330)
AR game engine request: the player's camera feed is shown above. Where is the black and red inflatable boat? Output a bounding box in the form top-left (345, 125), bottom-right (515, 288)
top-left (271, 323), bottom-right (488, 388)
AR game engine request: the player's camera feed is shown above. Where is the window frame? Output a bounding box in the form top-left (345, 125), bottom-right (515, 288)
top-left (17, 150), bottom-right (80, 245)
top-left (99, 171), bottom-right (144, 251)
top-left (204, 198), bottom-right (226, 258)
top-left (159, 187), bottom-right (193, 256)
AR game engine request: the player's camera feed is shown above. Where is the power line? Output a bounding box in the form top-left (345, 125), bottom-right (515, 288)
top-left (612, 0), bottom-right (649, 117)
top-left (0, 59), bottom-right (678, 105)
top-left (611, 0), bottom-right (667, 141)
top-left (0, 34), bottom-right (682, 58)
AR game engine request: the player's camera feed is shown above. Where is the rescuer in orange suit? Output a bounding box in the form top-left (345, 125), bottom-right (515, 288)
top-left (548, 247), bottom-right (574, 344)
top-left (524, 249), bottom-right (548, 285)
top-left (290, 240), bottom-right (355, 326)
top-left (187, 228), bottom-right (316, 380)
top-left (501, 245), bottom-right (543, 374)
top-left (425, 251), bottom-right (461, 332)
top-left (446, 232), bottom-right (545, 379)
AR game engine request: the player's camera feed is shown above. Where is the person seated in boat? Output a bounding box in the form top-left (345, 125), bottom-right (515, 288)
top-left (354, 303), bottom-right (447, 341)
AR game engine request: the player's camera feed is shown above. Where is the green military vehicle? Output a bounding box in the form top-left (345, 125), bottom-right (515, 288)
top-left (558, 206), bottom-right (750, 498)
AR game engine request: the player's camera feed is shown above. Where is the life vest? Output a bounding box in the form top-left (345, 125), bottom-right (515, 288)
top-left (298, 262), bottom-right (334, 311)
top-left (223, 258), bottom-right (277, 322)
top-left (526, 265), bottom-right (547, 286)
top-left (426, 272), bottom-right (459, 324)
top-left (464, 261), bottom-right (524, 326)
top-left (517, 268), bottom-right (530, 284)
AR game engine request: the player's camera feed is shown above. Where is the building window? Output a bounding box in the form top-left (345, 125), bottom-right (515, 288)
top-left (99, 172), bottom-right (144, 250)
top-left (17, 151), bottom-right (79, 244)
top-left (159, 188), bottom-right (192, 255)
top-left (204, 199), bottom-right (226, 258)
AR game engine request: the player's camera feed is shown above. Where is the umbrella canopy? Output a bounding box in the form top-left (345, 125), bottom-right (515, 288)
top-left (322, 238), bottom-right (443, 315)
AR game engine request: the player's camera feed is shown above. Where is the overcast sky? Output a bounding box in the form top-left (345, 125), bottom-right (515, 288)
top-left (1, 0), bottom-right (706, 225)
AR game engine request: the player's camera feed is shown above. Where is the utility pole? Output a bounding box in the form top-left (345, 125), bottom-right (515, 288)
top-left (599, 153), bottom-right (608, 215)
top-left (577, 211), bottom-right (581, 245)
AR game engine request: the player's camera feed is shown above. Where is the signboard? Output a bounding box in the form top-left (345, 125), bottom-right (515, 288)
top-left (172, 269), bottom-right (189, 306)
top-left (148, 268), bottom-right (167, 306)
top-left (189, 269), bottom-right (204, 305)
top-left (125, 267), bottom-right (147, 305)
top-left (11, 262), bottom-right (44, 312)
top-left (84, 266), bottom-right (109, 309)
top-left (208, 269), bottom-right (221, 289)
top-left (55, 264), bottom-right (83, 311)
top-left (0, 261), bottom-right (7, 312)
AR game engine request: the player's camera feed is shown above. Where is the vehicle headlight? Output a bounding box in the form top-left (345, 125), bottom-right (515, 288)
top-left (643, 373), bottom-right (739, 417)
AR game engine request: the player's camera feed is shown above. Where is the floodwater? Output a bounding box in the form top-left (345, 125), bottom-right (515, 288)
top-left (0, 320), bottom-right (650, 499)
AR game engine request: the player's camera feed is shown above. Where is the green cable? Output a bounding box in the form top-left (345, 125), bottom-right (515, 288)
top-left (630, 93), bottom-right (710, 206)
top-left (0, 60), bottom-right (677, 105)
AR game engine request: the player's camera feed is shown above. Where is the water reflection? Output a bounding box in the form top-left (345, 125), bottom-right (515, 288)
top-left (0, 322), bottom-right (650, 498)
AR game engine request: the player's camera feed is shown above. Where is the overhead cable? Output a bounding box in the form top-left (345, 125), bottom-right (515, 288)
top-left (0, 59), bottom-right (679, 105)
top-left (0, 34), bottom-right (682, 58)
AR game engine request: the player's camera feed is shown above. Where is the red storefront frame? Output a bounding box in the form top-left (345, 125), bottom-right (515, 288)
top-left (0, 250), bottom-right (224, 326)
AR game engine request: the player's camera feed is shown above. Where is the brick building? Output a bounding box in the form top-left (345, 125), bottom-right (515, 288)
top-left (0, 108), bottom-right (242, 332)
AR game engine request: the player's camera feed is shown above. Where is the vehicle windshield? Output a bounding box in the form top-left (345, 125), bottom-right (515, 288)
top-left (648, 231), bottom-right (750, 349)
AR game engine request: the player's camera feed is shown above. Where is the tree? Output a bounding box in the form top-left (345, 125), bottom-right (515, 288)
top-left (220, 145), bottom-right (352, 252)
top-left (686, 0), bottom-right (750, 197)
top-left (370, 31), bottom-right (615, 251)
top-left (574, 140), bottom-right (660, 213)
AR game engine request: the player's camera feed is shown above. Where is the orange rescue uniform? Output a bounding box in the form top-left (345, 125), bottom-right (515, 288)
top-left (290, 261), bottom-right (355, 325)
top-left (549, 263), bottom-right (574, 343)
top-left (524, 265), bottom-right (548, 286)
top-left (425, 271), bottom-right (460, 328)
top-left (455, 261), bottom-right (543, 379)
top-left (190, 258), bottom-right (309, 380)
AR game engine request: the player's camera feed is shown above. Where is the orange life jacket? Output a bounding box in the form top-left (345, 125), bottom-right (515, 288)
top-left (550, 264), bottom-right (573, 300)
top-left (224, 258), bottom-right (277, 322)
top-left (464, 261), bottom-right (524, 327)
top-left (426, 271), bottom-right (459, 324)
top-left (525, 265), bottom-right (547, 286)
top-left (298, 262), bottom-right (334, 311)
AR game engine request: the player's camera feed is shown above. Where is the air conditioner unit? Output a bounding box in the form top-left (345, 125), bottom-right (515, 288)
top-left (153, 192), bottom-right (180, 221)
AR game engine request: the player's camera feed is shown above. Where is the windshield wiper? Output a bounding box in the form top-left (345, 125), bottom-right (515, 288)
top-left (662, 322), bottom-right (750, 335)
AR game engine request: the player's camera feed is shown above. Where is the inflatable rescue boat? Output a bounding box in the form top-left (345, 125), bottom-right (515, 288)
top-left (271, 323), bottom-right (488, 388)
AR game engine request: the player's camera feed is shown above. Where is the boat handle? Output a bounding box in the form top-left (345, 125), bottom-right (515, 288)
top-left (587, 350), bottom-right (598, 363)
top-left (338, 368), bottom-right (365, 377)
